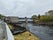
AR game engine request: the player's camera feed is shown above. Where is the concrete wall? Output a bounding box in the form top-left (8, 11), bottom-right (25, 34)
top-left (5, 17), bottom-right (19, 23)
top-left (0, 21), bottom-right (14, 40)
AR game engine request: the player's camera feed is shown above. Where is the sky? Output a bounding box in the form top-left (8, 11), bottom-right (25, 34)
top-left (0, 0), bottom-right (53, 17)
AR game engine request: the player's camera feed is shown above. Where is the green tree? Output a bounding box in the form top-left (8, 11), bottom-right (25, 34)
top-left (40, 15), bottom-right (53, 22)
top-left (32, 15), bottom-right (38, 23)
top-left (32, 15), bottom-right (37, 19)
top-left (0, 14), bottom-right (3, 19)
top-left (38, 14), bottom-right (40, 20)
top-left (0, 14), bottom-right (5, 21)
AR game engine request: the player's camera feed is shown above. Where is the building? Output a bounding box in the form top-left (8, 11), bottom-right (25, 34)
top-left (5, 16), bottom-right (19, 23)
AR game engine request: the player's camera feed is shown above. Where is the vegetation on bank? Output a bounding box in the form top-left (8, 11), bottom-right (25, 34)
top-left (8, 24), bottom-right (39, 40)
top-left (14, 31), bottom-right (39, 40)
top-left (0, 14), bottom-right (3, 19)
top-left (32, 10), bottom-right (53, 23)
top-left (40, 15), bottom-right (53, 23)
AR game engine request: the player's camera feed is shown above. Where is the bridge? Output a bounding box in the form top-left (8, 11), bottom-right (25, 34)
top-left (5, 17), bottom-right (33, 24)
top-left (18, 18), bottom-right (33, 24)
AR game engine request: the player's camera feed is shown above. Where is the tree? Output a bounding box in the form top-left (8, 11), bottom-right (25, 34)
top-left (0, 14), bottom-right (5, 21)
top-left (32, 15), bottom-right (37, 19)
top-left (0, 14), bottom-right (3, 19)
top-left (40, 15), bottom-right (53, 22)
top-left (38, 14), bottom-right (40, 19)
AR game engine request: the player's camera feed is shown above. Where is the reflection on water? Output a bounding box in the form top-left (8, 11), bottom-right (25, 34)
top-left (26, 23), bottom-right (53, 40)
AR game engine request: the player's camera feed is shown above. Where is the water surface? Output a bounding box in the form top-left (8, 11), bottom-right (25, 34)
top-left (26, 23), bottom-right (53, 40)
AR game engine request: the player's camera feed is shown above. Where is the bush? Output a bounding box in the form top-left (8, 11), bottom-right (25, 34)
top-left (40, 15), bottom-right (53, 22)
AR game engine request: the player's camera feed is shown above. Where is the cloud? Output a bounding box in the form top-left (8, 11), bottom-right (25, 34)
top-left (0, 0), bottom-right (53, 17)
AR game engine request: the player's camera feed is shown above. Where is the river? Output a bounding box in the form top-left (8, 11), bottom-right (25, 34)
top-left (25, 23), bottom-right (53, 40)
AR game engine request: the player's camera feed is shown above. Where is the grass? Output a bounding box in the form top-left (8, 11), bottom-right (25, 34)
top-left (14, 31), bottom-right (39, 40)
top-left (8, 24), bottom-right (39, 40)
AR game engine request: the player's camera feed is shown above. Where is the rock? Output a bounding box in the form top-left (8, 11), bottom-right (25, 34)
top-left (11, 24), bottom-right (26, 35)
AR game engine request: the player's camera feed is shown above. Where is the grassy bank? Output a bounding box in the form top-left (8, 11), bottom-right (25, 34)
top-left (14, 31), bottom-right (39, 40)
top-left (32, 15), bottom-right (53, 26)
top-left (8, 24), bottom-right (39, 40)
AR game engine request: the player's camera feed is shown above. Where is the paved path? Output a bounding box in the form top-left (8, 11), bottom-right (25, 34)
top-left (0, 20), bottom-right (14, 40)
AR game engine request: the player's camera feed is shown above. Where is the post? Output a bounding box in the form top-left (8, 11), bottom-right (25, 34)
top-left (25, 17), bottom-right (28, 24)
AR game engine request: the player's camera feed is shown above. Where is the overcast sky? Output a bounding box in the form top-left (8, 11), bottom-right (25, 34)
top-left (0, 0), bottom-right (53, 17)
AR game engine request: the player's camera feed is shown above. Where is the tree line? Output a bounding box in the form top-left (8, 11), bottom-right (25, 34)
top-left (32, 10), bottom-right (53, 23)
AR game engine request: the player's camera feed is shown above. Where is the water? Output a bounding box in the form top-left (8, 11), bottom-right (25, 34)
top-left (26, 23), bottom-right (53, 40)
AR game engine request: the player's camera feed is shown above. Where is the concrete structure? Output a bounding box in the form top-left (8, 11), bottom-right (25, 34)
top-left (5, 16), bottom-right (33, 24)
top-left (5, 16), bottom-right (19, 23)
top-left (18, 18), bottom-right (33, 23)
top-left (0, 20), bottom-right (14, 40)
